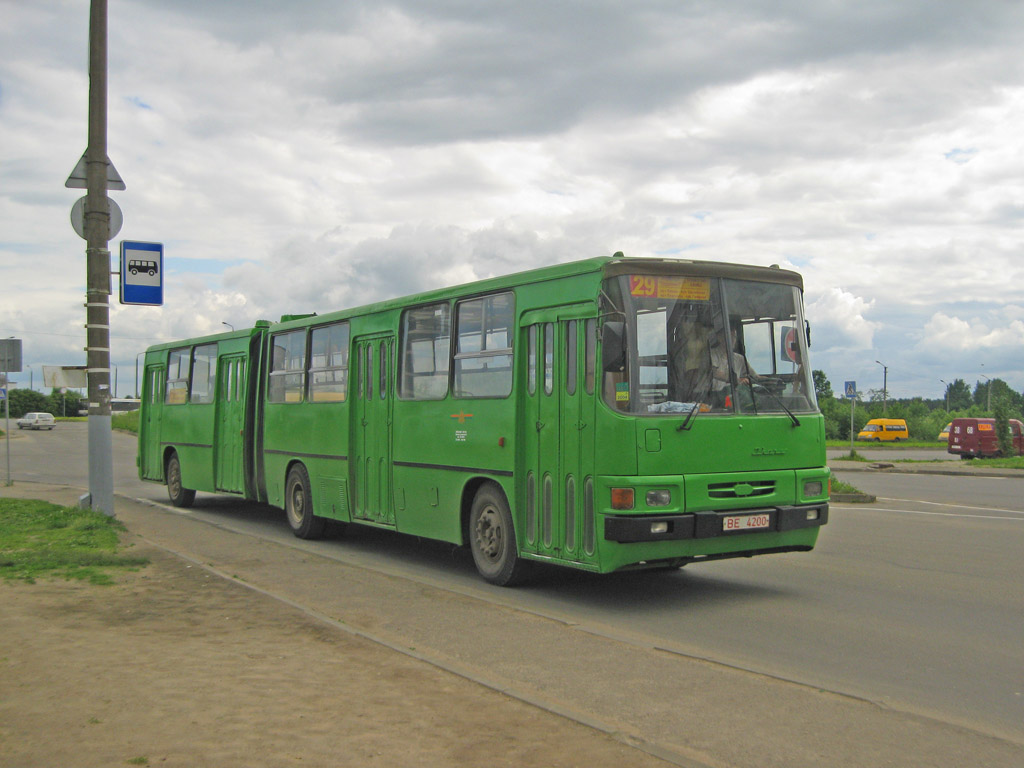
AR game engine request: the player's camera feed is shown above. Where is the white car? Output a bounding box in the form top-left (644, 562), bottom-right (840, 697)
top-left (16, 412), bottom-right (56, 430)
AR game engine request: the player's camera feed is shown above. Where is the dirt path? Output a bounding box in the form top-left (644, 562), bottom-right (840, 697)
top-left (0, 542), bottom-right (671, 768)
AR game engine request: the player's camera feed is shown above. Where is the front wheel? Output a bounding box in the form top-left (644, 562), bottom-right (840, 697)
top-left (166, 453), bottom-right (196, 508)
top-left (469, 484), bottom-right (528, 586)
top-left (285, 464), bottom-right (326, 539)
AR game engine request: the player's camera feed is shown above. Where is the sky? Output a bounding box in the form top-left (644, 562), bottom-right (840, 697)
top-left (2, 0), bottom-right (1023, 401)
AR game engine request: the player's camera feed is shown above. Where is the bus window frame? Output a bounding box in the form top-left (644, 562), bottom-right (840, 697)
top-left (308, 321), bottom-right (351, 404)
top-left (398, 301), bottom-right (452, 401)
top-left (165, 347), bottom-right (190, 405)
top-left (268, 329), bottom-right (307, 404)
top-left (189, 343), bottom-right (218, 404)
top-left (452, 291), bottom-right (515, 400)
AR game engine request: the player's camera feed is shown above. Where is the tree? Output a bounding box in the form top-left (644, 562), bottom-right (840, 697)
top-left (7, 389), bottom-right (52, 419)
top-left (945, 379), bottom-right (972, 411)
top-left (812, 369), bottom-right (833, 401)
top-left (994, 398), bottom-right (1014, 457)
top-left (47, 388), bottom-right (84, 417)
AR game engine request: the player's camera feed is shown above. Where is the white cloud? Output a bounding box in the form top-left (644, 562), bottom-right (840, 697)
top-left (922, 313), bottom-right (1024, 352)
top-left (806, 288), bottom-right (880, 350)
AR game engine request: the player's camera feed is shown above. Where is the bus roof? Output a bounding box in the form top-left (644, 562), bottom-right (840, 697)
top-left (146, 254), bottom-right (804, 349)
top-left (271, 254), bottom-right (804, 332)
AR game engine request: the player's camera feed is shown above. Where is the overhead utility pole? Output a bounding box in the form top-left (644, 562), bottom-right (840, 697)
top-left (84, 0), bottom-right (115, 515)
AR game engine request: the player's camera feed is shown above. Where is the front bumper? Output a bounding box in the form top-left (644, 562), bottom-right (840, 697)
top-left (603, 502), bottom-right (829, 544)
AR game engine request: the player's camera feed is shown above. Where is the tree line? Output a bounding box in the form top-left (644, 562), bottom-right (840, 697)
top-left (813, 372), bottom-right (1024, 442)
top-left (3, 388), bottom-right (86, 419)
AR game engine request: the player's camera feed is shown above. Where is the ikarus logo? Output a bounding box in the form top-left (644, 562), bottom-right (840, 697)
top-left (752, 447), bottom-right (786, 457)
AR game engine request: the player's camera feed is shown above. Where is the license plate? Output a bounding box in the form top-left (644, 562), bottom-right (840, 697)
top-left (723, 513), bottom-right (771, 532)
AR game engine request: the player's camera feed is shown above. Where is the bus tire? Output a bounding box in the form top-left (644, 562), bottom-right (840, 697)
top-left (285, 464), bottom-right (326, 540)
top-left (469, 483), bottom-right (528, 586)
top-left (166, 452), bottom-right (196, 508)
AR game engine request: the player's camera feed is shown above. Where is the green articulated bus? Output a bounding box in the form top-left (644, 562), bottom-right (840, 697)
top-left (138, 253), bottom-right (829, 585)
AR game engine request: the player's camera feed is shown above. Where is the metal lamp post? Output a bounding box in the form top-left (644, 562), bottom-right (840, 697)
top-left (875, 360), bottom-right (888, 415)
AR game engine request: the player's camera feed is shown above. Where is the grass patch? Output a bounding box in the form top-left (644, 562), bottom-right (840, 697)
top-left (0, 498), bottom-right (148, 585)
top-left (960, 455), bottom-right (1024, 469)
top-left (831, 479), bottom-right (865, 496)
top-left (112, 410), bottom-right (140, 433)
top-left (831, 449), bottom-right (869, 461)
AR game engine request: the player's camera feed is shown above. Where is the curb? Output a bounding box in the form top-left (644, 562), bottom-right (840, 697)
top-left (830, 492), bottom-right (876, 503)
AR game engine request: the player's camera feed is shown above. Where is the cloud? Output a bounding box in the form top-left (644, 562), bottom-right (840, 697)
top-left (806, 288), bottom-right (880, 350)
top-left (922, 312), bottom-right (1024, 352)
top-left (4, 0), bottom-right (1024, 401)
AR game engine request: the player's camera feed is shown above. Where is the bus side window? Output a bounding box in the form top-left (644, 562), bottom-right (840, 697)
top-left (166, 347), bottom-right (189, 405)
top-left (399, 302), bottom-right (451, 400)
top-left (309, 322), bottom-right (350, 403)
top-left (528, 325), bottom-right (538, 396)
top-left (566, 320), bottom-right (577, 395)
top-left (454, 292), bottom-right (514, 398)
top-left (543, 323), bottom-right (554, 395)
top-left (584, 319), bottom-right (596, 395)
top-left (269, 330), bottom-right (306, 403)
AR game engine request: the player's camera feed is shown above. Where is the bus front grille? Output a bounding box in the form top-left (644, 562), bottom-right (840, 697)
top-left (706, 480), bottom-right (775, 499)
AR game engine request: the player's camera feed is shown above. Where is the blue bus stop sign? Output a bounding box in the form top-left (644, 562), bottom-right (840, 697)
top-left (120, 241), bottom-right (164, 306)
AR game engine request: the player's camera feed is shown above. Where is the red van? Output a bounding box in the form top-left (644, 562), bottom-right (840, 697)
top-left (947, 417), bottom-right (1024, 459)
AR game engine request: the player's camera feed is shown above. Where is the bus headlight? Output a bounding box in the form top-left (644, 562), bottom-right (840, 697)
top-left (646, 490), bottom-right (671, 507)
top-left (803, 480), bottom-right (823, 498)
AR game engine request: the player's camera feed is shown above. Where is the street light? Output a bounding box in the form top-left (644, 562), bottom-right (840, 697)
top-left (875, 360), bottom-right (888, 415)
top-left (939, 379), bottom-right (949, 412)
top-left (222, 322), bottom-right (234, 331)
top-left (980, 373), bottom-right (992, 412)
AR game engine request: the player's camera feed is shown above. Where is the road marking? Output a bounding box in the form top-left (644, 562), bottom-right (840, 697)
top-left (835, 504), bottom-right (1024, 522)
top-left (876, 497), bottom-right (1024, 516)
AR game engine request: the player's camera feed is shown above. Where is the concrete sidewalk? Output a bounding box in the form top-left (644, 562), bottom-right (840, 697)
top-left (3, 480), bottom-right (1023, 768)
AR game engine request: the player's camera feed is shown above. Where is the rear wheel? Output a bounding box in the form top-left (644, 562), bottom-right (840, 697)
top-left (166, 452), bottom-right (196, 508)
top-left (285, 464), bottom-right (326, 539)
top-left (469, 484), bottom-right (528, 586)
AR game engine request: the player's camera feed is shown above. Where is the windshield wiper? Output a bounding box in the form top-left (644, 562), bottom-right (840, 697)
top-left (677, 393), bottom-right (708, 432)
top-left (752, 382), bottom-right (801, 427)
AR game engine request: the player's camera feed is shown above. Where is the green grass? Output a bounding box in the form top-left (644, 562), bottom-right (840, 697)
top-left (0, 498), bottom-right (148, 585)
top-left (112, 410), bottom-right (140, 433)
top-left (958, 455), bottom-right (1024, 469)
top-left (830, 479), bottom-right (864, 495)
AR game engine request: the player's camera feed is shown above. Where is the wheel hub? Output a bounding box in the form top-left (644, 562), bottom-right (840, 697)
top-left (476, 507), bottom-right (502, 560)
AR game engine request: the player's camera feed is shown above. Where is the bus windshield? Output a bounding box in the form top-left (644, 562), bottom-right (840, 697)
top-left (601, 274), bottom-right (817, 416)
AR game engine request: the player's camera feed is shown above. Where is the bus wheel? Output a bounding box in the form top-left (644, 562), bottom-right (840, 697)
top-left (469, 484), bottom-right (527, 586)
top-left (166, 453), bottom-right (196, 508)
top-left (285, 464), bottom-right (326, 539)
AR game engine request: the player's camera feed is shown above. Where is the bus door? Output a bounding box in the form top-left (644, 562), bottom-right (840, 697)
top-left (140, 364), bottom-right (165, 481)
top-left (522, 309), bottom-right (598, 564)
top-left (352, 333), bottom-right (396, 526)
top-left (214, 354), bottom-right (246, 493)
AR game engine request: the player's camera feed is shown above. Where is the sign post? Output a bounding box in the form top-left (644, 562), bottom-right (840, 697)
top-left (1, 339), bottom-right (21, 486)
top-left (845, 381), bottom-right (857, 454)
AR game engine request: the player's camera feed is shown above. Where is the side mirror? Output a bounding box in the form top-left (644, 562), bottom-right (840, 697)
top-left (805, 320), bottom-right (811, 348)
top-left (602, 321), bottom-right (626, 372)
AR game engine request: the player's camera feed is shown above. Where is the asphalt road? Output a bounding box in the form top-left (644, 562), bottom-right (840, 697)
top-left (5, 424), bottom-right (1023, 750)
